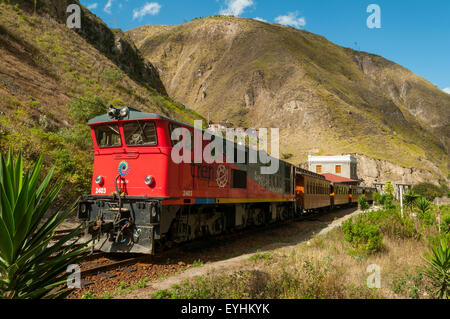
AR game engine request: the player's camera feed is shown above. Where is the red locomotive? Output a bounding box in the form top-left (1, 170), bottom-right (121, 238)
top-left (78, 107), bottom-right (376, 254)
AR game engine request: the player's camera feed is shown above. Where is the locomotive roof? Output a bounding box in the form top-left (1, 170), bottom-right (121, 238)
top-left (88, 108), bottom-right (296, 169)
top-left (88, 108), bottom-right (175, 124)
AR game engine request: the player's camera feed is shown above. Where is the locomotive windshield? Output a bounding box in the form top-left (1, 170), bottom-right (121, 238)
top-left (123, 121), bottom-right (158, 146)
top-left (94, 124), bottom-right (122, 148)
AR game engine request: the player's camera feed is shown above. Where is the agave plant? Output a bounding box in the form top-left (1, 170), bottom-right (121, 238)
top-left (0, 149), bottom-right (90, 298)
top-left (415, 197), bottom-right (431, 215)
top-left (422, 239), bottom-right (450, 299)
top-left (403, 191), bottom-right (419, 214)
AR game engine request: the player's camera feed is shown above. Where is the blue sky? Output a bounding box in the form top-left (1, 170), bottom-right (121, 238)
top-left (80, 0), bottom-right (450, 92)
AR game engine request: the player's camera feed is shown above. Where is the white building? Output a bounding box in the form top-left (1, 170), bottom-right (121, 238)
top-left (308, 155), bottom-right (358, 180)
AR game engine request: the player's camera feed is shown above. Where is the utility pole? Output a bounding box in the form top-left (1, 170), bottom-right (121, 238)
top-left (399, 186), bottom-right (403, 218)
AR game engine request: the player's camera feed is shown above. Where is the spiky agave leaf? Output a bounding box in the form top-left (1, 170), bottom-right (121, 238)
top-left (0, 148), bottom-right (92, 299)
top-left (422, 239), bottom-right (450, 299)
top-left (415, 197), bottom-right (431, 215)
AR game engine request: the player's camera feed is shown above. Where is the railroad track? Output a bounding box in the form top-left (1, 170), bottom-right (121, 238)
top-left (68, 207), bottom-right (353, 280)
top-left (81, 255), bottom-right (145, 277)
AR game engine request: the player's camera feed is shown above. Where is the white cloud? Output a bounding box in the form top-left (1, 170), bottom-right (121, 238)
top-left (132, 2), bottom-right (162, 20)
top-left (220, 0), bottom-right (254, 16)
top-left (87, 3), bottom-right (98, 10)
top-left (275, 11), bottom-right (306, 29)
top-left (104, 0), bottom-right (113, 14)
top-left (253, 17), bottom-right (267, 22)
top-left (443, 87), bottom-right (450, 94)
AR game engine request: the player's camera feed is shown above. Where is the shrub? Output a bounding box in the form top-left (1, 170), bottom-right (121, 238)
top-left (412, 183), bottom-right (443, 201)
top-left (69, 95), bottom-right (106, 124)
top-left (367, 209), bottom-right (418, 239)
top-left (373, 192), bottom-right (382, 205)
top-left (342, 217), bottom-right (384, 253)
top-left (442, 215), bottom-right (450, 234)
top-left (358, 195), bottom-right (369, 211)
top-left (381, 194), bottom-right (395, 210)
top-left (101, 69), bottom-right (124, 83)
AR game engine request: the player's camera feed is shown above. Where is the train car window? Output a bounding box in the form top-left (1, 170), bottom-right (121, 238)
top-left (94, 124), bottom-right (121, 148)
top-left (232, 169), bottom-right (247, 189)
top-left (123, 121), bottom-right (157, 146)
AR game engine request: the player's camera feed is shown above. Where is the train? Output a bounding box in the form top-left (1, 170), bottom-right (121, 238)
top-left (77, 107), bottom-right (376, 254)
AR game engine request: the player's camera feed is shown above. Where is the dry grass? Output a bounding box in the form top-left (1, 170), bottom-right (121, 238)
top-left (153, 206), bottom-right (449, 299)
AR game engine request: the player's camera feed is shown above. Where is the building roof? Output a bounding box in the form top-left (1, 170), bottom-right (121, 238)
top-left (308, 155), bottom-right (356, 163)
top-left (321, 173), bottom-right (359, 183)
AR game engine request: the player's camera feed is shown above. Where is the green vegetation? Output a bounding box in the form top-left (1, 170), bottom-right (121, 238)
top-left (384, 182), bottom-right (394, 196)
top-left (342, 216), bottom-right (384, 254)
top-left (422, 239), bottom-right (449, 299)
top-left (412, 182), bottom-right (446, 201)
top-left (249, 251), bottom-right (273, 263)
top-left (358, 195), bottom-right (369, 211)
top-left (403, 191), bottom-right (419, 214)
top-left (0, 149), bottom-right (89, 298)
top-left (191, 259), bottom-right (204, 268)
top-left (415, 197), bottom-right (434, 226)
top-left (81, 277), bottom-right (150, 299)
top-left (373, 192), bottom-right (382, 205)
top-left (68, 95), bottom-right (106, 124)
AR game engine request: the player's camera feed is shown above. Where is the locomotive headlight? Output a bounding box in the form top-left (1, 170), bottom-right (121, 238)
top-left (95, 175), bottom-right (104, 185)
top-left (120, 106), bottom-right (129, 118)
top-left (144, 175), bottom-right (153, 185)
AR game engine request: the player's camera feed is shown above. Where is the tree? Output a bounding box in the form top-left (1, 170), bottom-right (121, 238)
top-left (0, 149), bottom-right (90, 298)
top-left (384, 182), bottom-right (394, 196)
top-left (412, 182), bottom-right (443, 201)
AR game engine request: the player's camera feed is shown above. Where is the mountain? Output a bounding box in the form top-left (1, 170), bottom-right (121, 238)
top-left (0, 1), bottom-right (203, 200)
top-left (127, 16), bottom-right (449, 185)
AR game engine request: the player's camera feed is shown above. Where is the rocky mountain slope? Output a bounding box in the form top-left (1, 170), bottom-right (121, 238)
top-left (0, 1), bottom-right (203, 199)
top-left (128, 16), bottom-right (449, 184)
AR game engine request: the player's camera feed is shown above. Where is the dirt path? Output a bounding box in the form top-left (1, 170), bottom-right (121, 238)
top-left (118, 207), bottom-right (376, 299)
